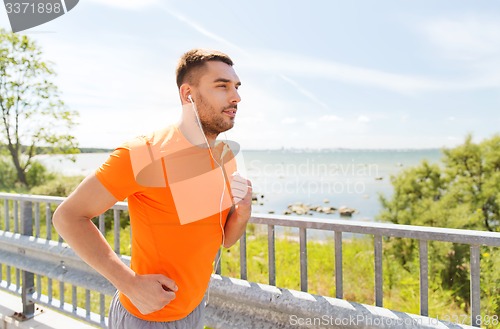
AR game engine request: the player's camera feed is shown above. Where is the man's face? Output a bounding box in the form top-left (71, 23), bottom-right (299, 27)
top-left (191, 61), bottom-right (241, 138)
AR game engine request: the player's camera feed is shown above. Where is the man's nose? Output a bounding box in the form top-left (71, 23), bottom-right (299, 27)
top-left (230, 88), bottom-right (241, 104)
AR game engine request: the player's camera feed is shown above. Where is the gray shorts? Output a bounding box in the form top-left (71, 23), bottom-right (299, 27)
top-left (108, 292), bottom-right (205, 329)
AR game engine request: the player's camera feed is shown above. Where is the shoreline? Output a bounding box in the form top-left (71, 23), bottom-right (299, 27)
top-left (33, 150), bottom-right (443, 227)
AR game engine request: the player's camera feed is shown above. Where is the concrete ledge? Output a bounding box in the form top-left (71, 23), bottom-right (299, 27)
top-left (0, 290), bottom-right (97, 329)
top-left (1, 276), bottom-right (479, 329)
top-left (205, 275), bottom-right (476, 329)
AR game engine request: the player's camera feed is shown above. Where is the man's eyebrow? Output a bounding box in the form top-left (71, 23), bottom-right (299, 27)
top-left (213, 78), bottom-right (242, 86)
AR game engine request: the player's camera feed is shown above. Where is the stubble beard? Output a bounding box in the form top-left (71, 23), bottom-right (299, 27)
top-left (197, 96), bottom-right (235, 139)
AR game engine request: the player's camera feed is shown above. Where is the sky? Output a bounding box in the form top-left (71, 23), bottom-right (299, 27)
top-left (1, 0), bottom-right (499, 150)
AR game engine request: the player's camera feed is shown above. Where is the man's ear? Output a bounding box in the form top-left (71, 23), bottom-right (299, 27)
top-left (179, 84), bottom-right (192, 104)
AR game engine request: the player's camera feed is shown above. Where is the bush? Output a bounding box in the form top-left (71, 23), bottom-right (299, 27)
top-left (30, 175), bottom-right (84, 197)
top-left (26, 161), bottom-right (53, 187)
top-left (0, 157), bottom-right (17, 190)
top-left (379, 135), bottom-right (500, 318)
top-left (0, 158), bottom-right (54, 191)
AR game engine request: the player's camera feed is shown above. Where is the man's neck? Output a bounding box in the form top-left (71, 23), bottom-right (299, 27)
top-left (204, 133), bottom-right (217, 147)
top-left (179, 103), bottom-right (220, 148)
top-left (178, 120), bottom-right (218, 148)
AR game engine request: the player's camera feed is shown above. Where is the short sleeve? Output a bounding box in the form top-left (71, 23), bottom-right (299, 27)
top-left (95, 146), bottom-right (143, 201)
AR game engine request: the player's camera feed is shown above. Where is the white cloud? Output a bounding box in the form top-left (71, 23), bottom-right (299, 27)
top-left (144, 2), bottom-right (490, 99)
top-left (14, 3), bottom-right (494, 150)
top-left (358, 115), bottom-right (371, 123)
top-left (28, 34), bottom-right (180, 148)
top-left (156, 3), bottom-right (247, 55)
top-left (321, 115), bottom-right (343, 122)
top-left (418, 15), bottom-right (500, 88)
top-left (282, 117), bottom-right (297, 125)
top-left (242, 52), bottom-right (437, 93)
top-left (88, 0), bottom-right (160, 9)
top-left (305, 121), bottom-right (318, 130)
top-left (447, 136), bottom-right (461, 143)
top-left (279, 75), bottom-right (329, 110)
top-left (421, 16), bottom-right (500, 61)
top-left (152, 4), bottom-right (331, 117)
top-left (241, 48), bottom-right (500, 93)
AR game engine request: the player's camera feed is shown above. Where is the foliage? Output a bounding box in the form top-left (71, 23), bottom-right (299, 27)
top-left (29, 174), bottom-right (84, 197)
top-left (25, 160), bottom-right (51, 187)
top-left (378, 134), bottom-right (500, 311)
top-left (380, 135), bottom-right (500, 231)
top-left (442, 135), bottom-right (500, 232)
top-left (480, 247), bottom-right (500, 320)
top-left (219, 234), bottom-right (480, 325)
top-left (0, 28), bottom-right (79, 187)
top-left (0, 156), bottom-right (16, 189)
top-left (0, 156), bottom-right (51, 191)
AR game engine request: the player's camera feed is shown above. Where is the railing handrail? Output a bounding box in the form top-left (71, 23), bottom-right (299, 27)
top-left (1, 192), bottom-right (498, 246)
top-left (0, 192), bottom-right (129, 211)
top-left (250, 214), bottom-right (500, 246)
top-left (0, 230), bottom-right (128, 295)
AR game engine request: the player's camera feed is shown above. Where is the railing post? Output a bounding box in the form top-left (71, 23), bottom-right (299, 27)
top-left (14, 200), bottom-right (19, 233)
top-left (113, 209), bottom-right (121, 253)
top-left (46, 203), bottom-right (52, 240)
top-left (16, 200), bottom-right (35, 320)
top-left (99, 213), bottom-right (106, 235)
top-left (374, 235), bottom-right (383, 307)
top-left (240, 231), bottom-right (247, 280)
top-left (215, 248), bottom-right (222, 274)
top-left (299, 227), bottom-right (307, 292)
top-left (100, 293), bottom-right (106, 325)
top-left (268, 225), bottom-right (276, 286)
top-left (3, 199), bottom-right (8, 230)
top-left (470, 245), bottom-right (481, 327)
top-left (334, 231), bottom-right (343, 299)
top-left (419, 239), bottom-right (429, 316)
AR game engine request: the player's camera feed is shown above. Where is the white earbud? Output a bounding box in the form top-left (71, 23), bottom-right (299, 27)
top-left (188, 94), bottom-right (193, 103)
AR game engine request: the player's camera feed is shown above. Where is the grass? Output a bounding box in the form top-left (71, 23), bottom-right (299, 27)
top-left (219, 225), bottom-right (499, 329)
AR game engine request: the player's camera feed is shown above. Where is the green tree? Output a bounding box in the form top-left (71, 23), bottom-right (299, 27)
top-left (0, 28), bottom-right (78, 187)
top-left (379, 134), bottom-right (500, 311)
top-left (380, 134), bottom-right (500, 233)
top-left (442, 135), bottom-right (500, 232)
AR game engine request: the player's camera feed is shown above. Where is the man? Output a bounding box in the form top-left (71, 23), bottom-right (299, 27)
top-left (53, 49), bottom-right (252, 329)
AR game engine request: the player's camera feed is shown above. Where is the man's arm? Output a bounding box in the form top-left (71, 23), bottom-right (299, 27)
top-left (53, 174), bottom-right (177, 315)
top-left (223, 178), bottom-right (252, 248)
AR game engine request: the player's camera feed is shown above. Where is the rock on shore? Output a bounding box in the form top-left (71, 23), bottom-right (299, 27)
top-left (283, 202), bottom-right (340, 216)
top-left (251, 191), bottom-right (357, 217)
top-left (338, 206), bottom-right (356, 216)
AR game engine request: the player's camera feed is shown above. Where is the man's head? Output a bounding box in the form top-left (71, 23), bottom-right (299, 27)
top-left (176, 49), bottom-right (234, 89)
top-left (176, 49), bottom-right (241, 140)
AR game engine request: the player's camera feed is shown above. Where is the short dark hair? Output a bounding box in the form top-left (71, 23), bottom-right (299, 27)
top-left (176, 49), bottom-right (234, 88)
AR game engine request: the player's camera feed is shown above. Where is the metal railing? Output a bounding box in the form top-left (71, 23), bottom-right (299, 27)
top-left (0, 192), bottom-right (499, 328)
top-left (0, 193), bottom-right (121, 326)
top-left (240, 214), bottom-right (500, 325)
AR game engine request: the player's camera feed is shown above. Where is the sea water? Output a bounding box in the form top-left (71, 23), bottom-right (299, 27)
top-left (242, 149), bottom-right (442, 221)
top-left (35, 148), bottom-right (442, 222)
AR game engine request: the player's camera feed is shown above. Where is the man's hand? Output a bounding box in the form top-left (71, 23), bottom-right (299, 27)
top-left (224, 173), bottom-right (252, 247)
top-left (124, 274), bottom-right (178, 315)
top-left (230, 172), bottom-right (252, 206)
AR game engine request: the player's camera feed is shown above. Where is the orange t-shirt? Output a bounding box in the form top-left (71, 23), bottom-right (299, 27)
top-left (95, 124), bottom-right (236, 321)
